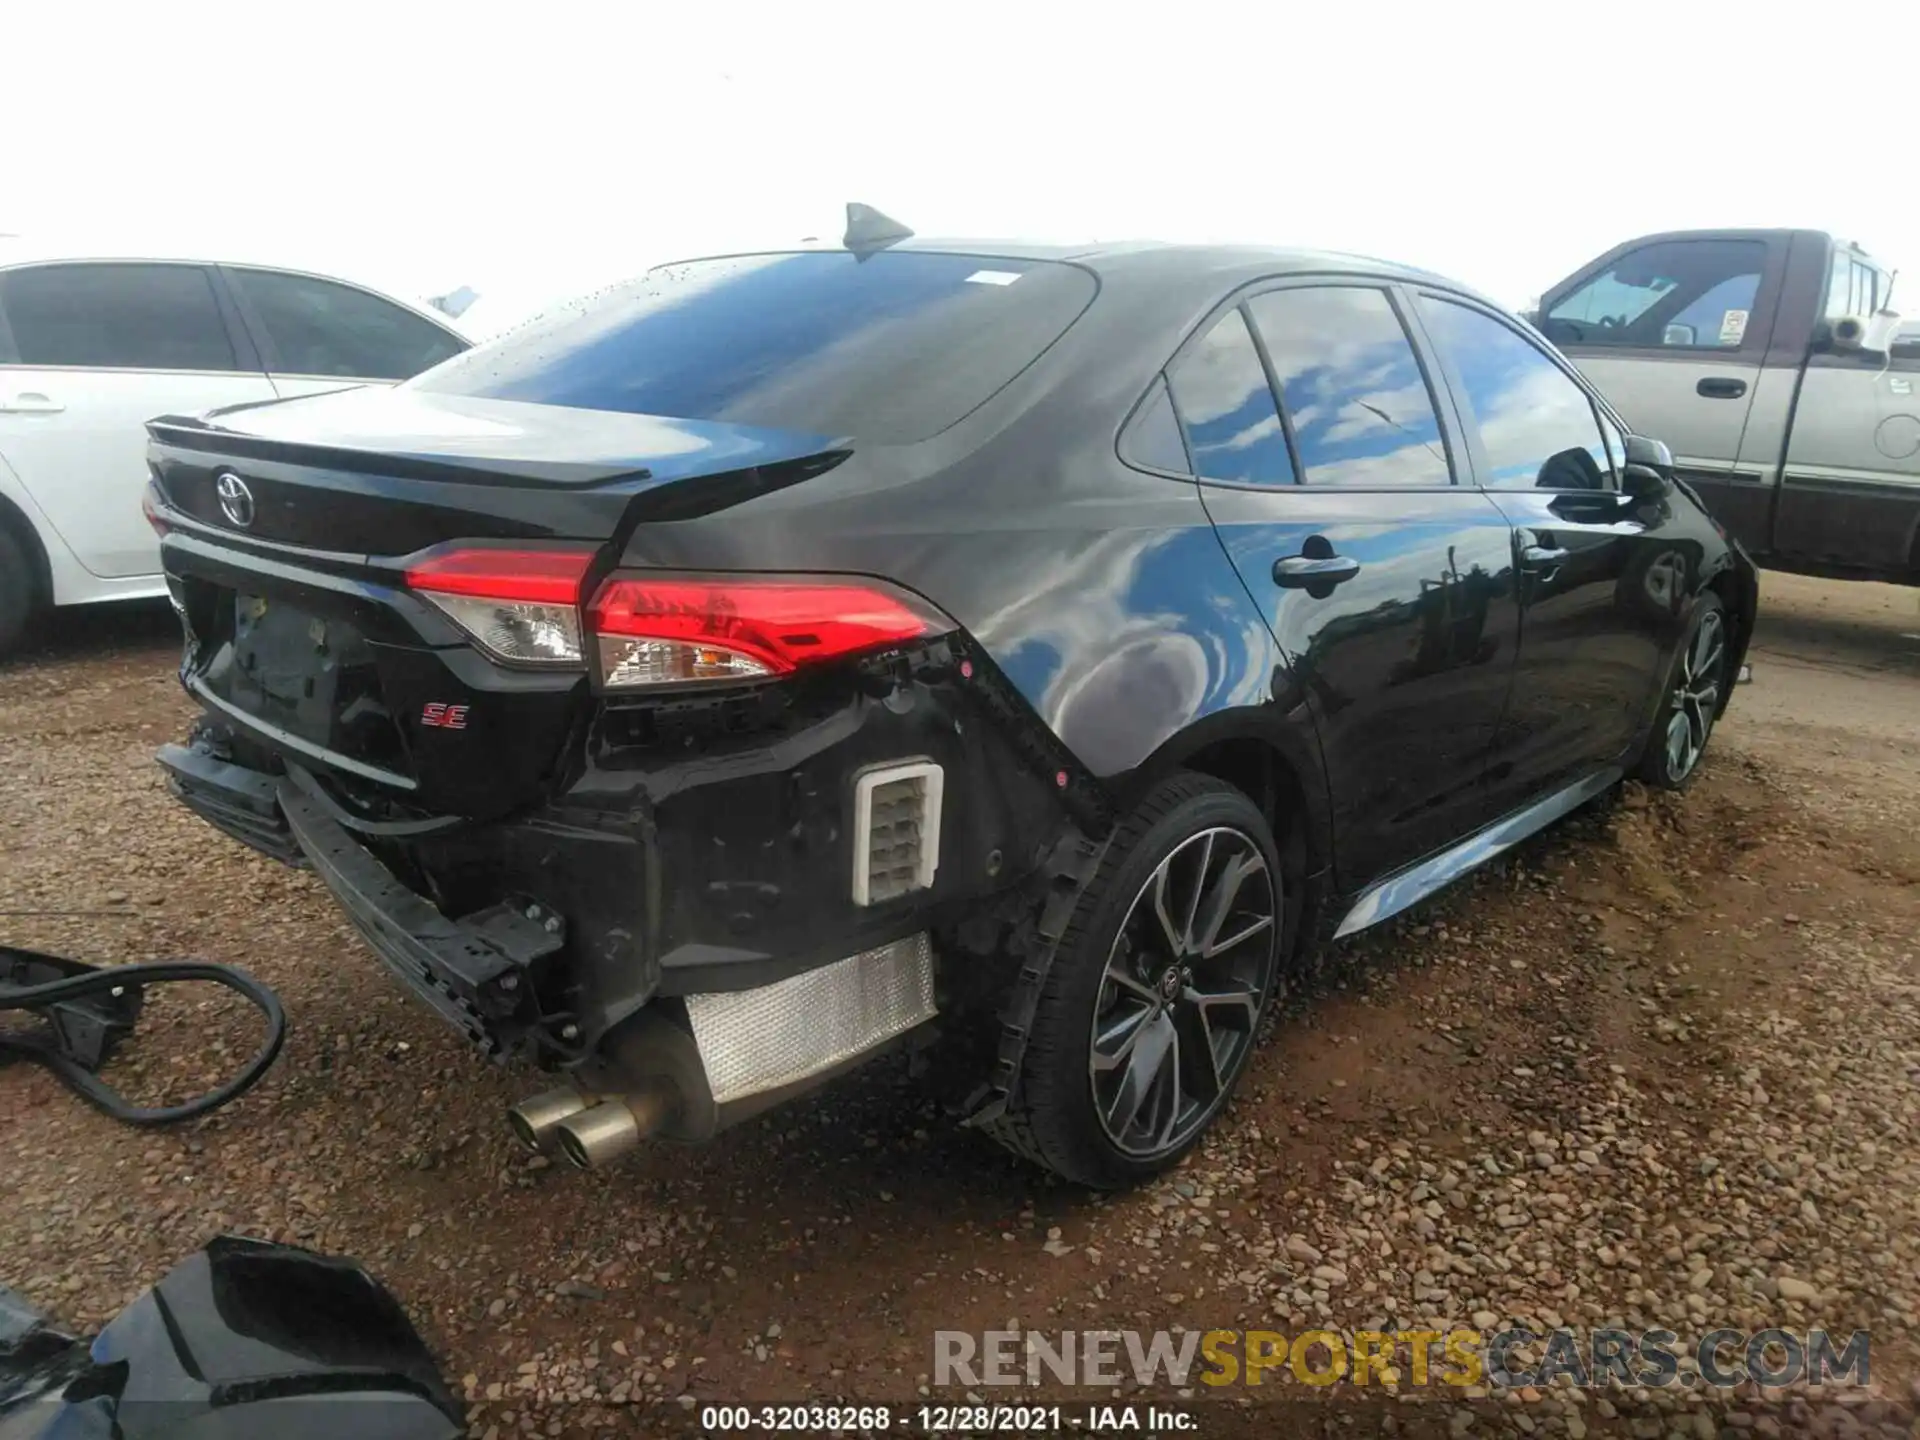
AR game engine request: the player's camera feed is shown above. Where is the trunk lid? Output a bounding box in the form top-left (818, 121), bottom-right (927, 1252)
top-left (149, 387), bottom-right (848, 820)
top-left (149, 385), bottom-right (847, 552)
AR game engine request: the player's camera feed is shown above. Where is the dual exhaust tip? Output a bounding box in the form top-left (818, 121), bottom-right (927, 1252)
top-left (506, 1083), bottom-right (672, 1169)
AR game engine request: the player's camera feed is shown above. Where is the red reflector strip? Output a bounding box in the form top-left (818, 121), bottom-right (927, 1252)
top-left (587, 576), bottom-right (949, 674)
top-left (404, 547), bottom-right (595, 605)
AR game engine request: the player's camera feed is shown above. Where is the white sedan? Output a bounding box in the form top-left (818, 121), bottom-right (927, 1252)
top-left (0, 243), bottom-right (470, 652)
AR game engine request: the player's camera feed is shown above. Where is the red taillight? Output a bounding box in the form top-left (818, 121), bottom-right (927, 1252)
top-left (404, 546), bottom-right (597, 668)
top-left (586, 575), bottom-right (952, 689)
top-left (142, 487), bottom-right (170, 537)
top-left (404, 548), bottom-right (594, 604)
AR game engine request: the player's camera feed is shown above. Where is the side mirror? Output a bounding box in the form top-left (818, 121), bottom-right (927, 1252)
top-left (1621, 434), bottom-right (1673, 499)
top-left (1831, 315), bottom-right (1867, 351)
top-left (1662, 323), bottom-right (1697, 346)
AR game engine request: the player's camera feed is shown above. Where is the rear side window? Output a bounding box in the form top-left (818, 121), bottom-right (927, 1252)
top-left (230, 269), bottom-right (465, 380)
top-left (1542, 239), bottom-right (1766, 350)
top-left (0, 263), bottom-right (238, 371)
top-left (416, 251), bottom-right (1097, 444)
top-left (1165, 309), bottom-right (1296, 486)
top-left (1246, 286), bottom-right (1451, 488)
top-left (1418, 297), bottom-right (1613, 491)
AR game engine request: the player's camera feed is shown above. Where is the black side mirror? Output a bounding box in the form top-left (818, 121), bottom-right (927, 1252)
top-left (1620, 434), bottom-right (1673, 499)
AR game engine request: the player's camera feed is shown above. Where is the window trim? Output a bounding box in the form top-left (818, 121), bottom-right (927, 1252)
top-left (1153, 273), bottom-right (1467, 494)
top-left (221, 262), bottom-right (469, 383)
top-left (0, 259), bottom-right (260, 375)
top-left (1536, 234), bottom-right (1787, 363)
top-left (1115, 372), bottom-right (1195, 480)
top-left (1410, 289), bottom-right (1625, 496)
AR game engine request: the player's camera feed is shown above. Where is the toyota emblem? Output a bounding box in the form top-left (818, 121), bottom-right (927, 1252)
top-left (214, 471), bottom-right (255, 529)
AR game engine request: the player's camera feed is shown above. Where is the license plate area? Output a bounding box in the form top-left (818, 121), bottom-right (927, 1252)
top-left (199, 591), bottom-right (412, 780)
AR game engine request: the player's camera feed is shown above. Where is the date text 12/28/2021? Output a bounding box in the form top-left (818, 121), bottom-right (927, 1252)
top-left (700, 1403), bottom-right (1196, 1432)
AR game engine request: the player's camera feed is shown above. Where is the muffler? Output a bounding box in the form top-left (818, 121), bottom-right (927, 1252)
top-left (551, 1082), bottom-right (675, 1170)
top-left (505, 1084), bottom-right (595, 1154)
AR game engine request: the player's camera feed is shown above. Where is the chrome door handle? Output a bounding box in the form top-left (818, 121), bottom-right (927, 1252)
top-left (1520, 544), bottom-right (1569, 569)
top-left (1272, 554), bottom-right (1361, 588)
top-left (0, 392), bottom-right (64, 414)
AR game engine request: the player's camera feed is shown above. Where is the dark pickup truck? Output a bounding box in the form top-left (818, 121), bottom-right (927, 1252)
top-left (1530, 228), bottom-right (1919, 585)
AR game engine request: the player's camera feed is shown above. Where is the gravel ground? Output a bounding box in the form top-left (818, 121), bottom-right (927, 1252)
top-left (2, 576), bottom-right (1918, 1439)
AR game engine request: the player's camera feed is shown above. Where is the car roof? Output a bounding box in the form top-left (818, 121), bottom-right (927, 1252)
top-left (654, 237), bottom-right (1488, 308)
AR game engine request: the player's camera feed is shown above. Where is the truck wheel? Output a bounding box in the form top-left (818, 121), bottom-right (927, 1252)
top-left (0, 529), bottom-right (37, 658)
top-left (991, 773), bottom-right (1283, 1188)
top-left (1634, 593), bottom-right (1727, 791)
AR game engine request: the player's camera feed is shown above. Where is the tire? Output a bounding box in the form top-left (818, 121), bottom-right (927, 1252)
top-left (0, 528), bottom-right (37, 658)
top-left (1634, 593), bottom-right (1728, 791)
top-left (990, 772), bottom-right (1284, 1188)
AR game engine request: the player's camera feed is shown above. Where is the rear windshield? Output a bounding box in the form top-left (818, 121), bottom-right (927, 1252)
top-left (414, 250), bottom-right (1097, 444)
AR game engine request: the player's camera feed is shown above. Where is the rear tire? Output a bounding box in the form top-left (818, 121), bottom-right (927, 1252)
top-left (0, 528), bottom-right (37, 658)
top-left (1634, 593), bottom-right (1728, 791)
top-left (990, 773), bottom-right (1283, 1188)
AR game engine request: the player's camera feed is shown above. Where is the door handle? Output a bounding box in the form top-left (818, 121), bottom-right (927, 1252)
top-left (1272, 554), bottom-right (1361, 588)
top-left (1520, 544), bottom-right (1569, 569)
top-left (1695, 377), bottom-right (1747, 399)
top-left (0, 392), bottom-right (64, 414)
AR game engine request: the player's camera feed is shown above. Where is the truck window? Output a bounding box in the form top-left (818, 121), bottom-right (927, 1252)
top-left (1542, 239), bottom-right (1766, 350)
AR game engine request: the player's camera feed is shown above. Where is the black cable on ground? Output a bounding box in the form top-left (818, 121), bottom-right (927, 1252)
top-left (0, 960), bottom-right (287, 1125)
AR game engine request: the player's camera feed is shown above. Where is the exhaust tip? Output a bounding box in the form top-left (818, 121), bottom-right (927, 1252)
top-left (505, 1085), bottom-right (594, 1154)
top-left (551, 1088), bottom-right (673, 1170)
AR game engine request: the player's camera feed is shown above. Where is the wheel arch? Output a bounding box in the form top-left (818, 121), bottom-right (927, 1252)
top-left (1120, 714), bottom-right (1332, 958)
top-left (0, 487), bottom-right (52, 606)
top-left (1702, 553), bottom-right (1757, 717)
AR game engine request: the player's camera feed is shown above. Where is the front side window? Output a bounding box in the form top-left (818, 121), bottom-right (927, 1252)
top-left (1246, 286), bottom-right (1451, 488)
top-left (417, 250), bottom-right (1097, 444)
top-left (1543, 239), bottom-right (1766, 350)
top-left (231, 269), bottom-right (465, 380)
top-left (1165, 309), bottom-right (1296, 486)
top-left (0, 263), bottom-right (238, 371)
top-left (1418, 297), bottom-right (1612, 491)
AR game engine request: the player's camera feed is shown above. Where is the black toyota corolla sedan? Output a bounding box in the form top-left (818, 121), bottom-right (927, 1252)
top-left (145, 218), bottom-right (1756, 1187)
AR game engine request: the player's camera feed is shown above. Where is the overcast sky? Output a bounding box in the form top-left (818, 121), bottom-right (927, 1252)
top-left (9, 1), bottom-right (1917, 333)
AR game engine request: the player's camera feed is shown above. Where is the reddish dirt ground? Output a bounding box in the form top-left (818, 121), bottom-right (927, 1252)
top-left (3, 574), bottom-right (1917, 1439)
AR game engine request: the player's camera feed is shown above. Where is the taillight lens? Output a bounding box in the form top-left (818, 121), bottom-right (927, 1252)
top-left (586, 574), bottom-right (952, 690)
top-left (406, 547), bottom-right (595, 667)
top-left (142, 485), bottom-right (170, 537)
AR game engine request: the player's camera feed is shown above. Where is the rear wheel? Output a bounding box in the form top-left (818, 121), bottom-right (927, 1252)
top-left (1636, 594), bottom-right (1727, 790)
top-left (0, 529), bottom-right (37, 658)
top-left (990, 773), bottom-right (1283, 1188)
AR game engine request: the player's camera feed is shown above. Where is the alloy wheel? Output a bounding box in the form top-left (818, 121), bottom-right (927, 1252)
top-left (1088, 827), bottom-right (1278, 1159)
top-left (1664, 608), bottom-right (1726, 781)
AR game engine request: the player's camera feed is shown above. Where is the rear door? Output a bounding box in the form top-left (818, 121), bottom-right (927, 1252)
top-left (1538, 235), bottom-right (1784, 547)
top-left (1414, 293), bottom-right (1677, 811)
top-left (1173, 282), bottom-right (1521, 891)
top-left (0, 261), bottom-right (276, 580)
top-left (222, 265), bottom-right (468, 399)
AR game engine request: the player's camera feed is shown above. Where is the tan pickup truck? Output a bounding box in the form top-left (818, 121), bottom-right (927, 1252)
top-left (1529, 229), bottom-right (1918, 586)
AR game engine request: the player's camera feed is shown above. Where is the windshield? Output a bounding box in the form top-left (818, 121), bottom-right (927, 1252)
top-left (414, 250), bottom-right (1098, 445)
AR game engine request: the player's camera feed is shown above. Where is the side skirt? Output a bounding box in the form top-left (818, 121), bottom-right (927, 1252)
top-left (1330, 767), bottom-right (1623, 939)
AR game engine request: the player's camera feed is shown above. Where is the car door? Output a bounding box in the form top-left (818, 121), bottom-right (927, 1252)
top-left (1169, 283), bottom-right (1522, 891)
top-left (1413, 293), bottom-right (1680, 813)
top-left (222, 266), bottom-right (468, 399)
top-left (0, 261), bottom-right (276, 580)
top-left (1537, 235), bottom-right (1783, 542)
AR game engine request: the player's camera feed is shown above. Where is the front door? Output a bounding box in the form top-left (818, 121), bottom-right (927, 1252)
top-left (0, 262), bottom-right (275, 581)
top-left (1413, 292), bottom-right (1678, 812)
top-left (1166, 285), bottom-right (1521, 892)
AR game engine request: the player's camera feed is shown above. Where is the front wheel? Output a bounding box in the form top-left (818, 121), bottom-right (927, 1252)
top-left (1636, 594), bottom-right (1728, 790)
top-left (989, 773), bottom-right (1283, 1188)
